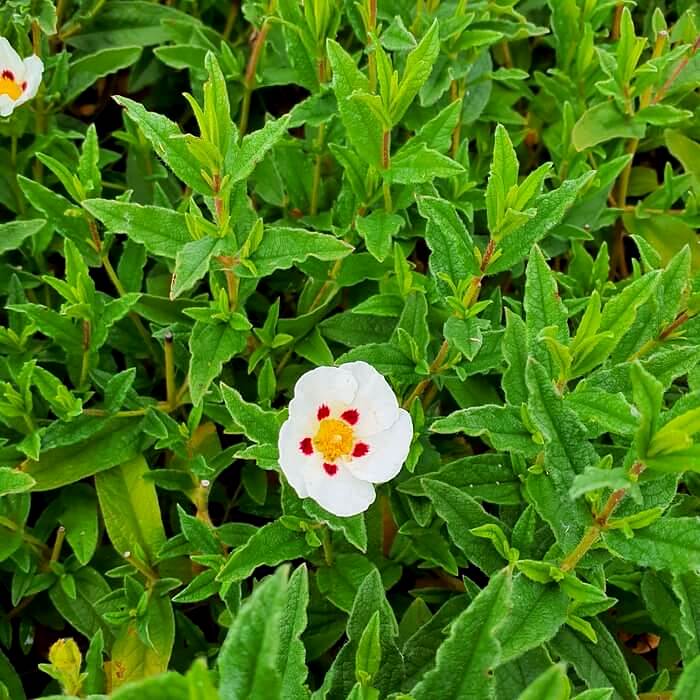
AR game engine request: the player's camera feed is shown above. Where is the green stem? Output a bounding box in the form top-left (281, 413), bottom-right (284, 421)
top-left (239, 18), bottom-right (272, 136)
top-left (164, 331), bottom-right (176, 409)
top-left (51, 526), bottom-right (66, 563)
top-left (0, 516), bottom-right (51, 556)
top-left (223, 0), bottom-right (239, 40)
top-left (560, 461), bottom-right (646, 572)
top-left (103, 253), bottom-right (158, 360)
top-left (310, 122), bottom-right (326, 216)
top-left (80, 320), bottom-right (91, 387)
top-left (322, 527), bottom-right (334, 566)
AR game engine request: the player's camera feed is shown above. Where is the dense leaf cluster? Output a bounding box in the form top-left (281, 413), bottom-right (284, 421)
top-left (0, 0), bottom-right (699, 698)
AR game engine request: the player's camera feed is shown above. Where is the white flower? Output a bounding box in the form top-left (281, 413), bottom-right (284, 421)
top-left (0, 38), bottom-right (43, 118)
top-left (278, 361), bottom-right (413, 517)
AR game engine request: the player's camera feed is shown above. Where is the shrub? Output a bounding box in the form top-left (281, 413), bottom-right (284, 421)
top-left (0, 0), bottom-right (699, 698)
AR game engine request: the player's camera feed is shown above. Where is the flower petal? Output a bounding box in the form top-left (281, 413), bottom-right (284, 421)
top-left (290, 365), bottom-right (358, 421)
top-left (278, 417), bottom-right (316, 498)
top-left (14, 55), bottom-right (43, 106)
top-left (0, 38), bottom-right (23, 77)
top-left (346, 409), bottom-right (412, 483)
top-left (340, 360), bottom-right (400, 435)
top-left (0, 94), bottom-right (14, 117)
top-left (304, 461), bottom-right (376, 517)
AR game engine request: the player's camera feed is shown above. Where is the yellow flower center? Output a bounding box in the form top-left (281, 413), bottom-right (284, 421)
top-left (313, 418), bottom-right (354, 463)
top-left (0, 76), bottom-right (22, 100)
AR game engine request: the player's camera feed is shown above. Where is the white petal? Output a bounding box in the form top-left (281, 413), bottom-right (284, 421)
top-left (0, 95), bottom-right (14, 117)
top-left (340, 361), bottom-right (400, 435)
top-left (278, 417), bottom-right (315, 498)
top-left (15, 55), bottom-right (43, 105)
top-left (346, 409), bottom-right (412, 483)
top-left (291, 366), bottom-right (358, 416)
top-left (0, 38), bottom-right (23, 77)
top-left (304, 461), bottom-right (376, 517)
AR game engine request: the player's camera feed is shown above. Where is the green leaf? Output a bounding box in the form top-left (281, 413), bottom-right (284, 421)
top-left (18, 177), bottom-right (99, 265)
top-left (516, 665), bottom-right (571, 700)
top-left (444, 317), bottom-right (484, 361)
top-left (277, 565), bottom-right (310, 700)
top-left (109, 593), bottom-right (174, 688)
top-left (188, 320), bottom-right (248, 405)
top-left (83, 199), bottom-right (191, 258)
top-left (675, 655), bottom-right (700, 700)
top-left (0, 220), bottom-right (46, 254)
top-left (0, 467), bottom-right (35, 496)
top-left (26, 417), bottom-right (147, 491)
top-left (66, 47), bottom-right (142, 104)
top-left (665, 130), bottom-right (700, 192)
top-left (0, 648), bottom-right (26, 700)
top-left (317, 554), bottom-right (378, 613)
top-left (114, 96), bottom-right (210, 193)
top-left (171, 238), bottom-right (223, 299)
top-left (549, 619), bottom-right (637, 700)
top-left (423, 480), bottom-right (506, 573)
top-left (488, 174), bottom-right (594, 274)
top-left (58, 484), bottom-right (99, 565)
top-left (303, 500), bottom-right (368, 552)
top-left (390, 21), bottom-right (440, 124)
top-left (503, 309), bottom-right (529, 405)
top-left (356, 211), bottom-right (403, 262)
top-left (603, 517), bottom-right (700, 573)
top-left (217, 521), bottom-right (311, 583)
top-left (630, 361), bottom-right (664, 457)
top-left (243, 227), bottom-right (352, 278)
top-left (220, 383), bottom-right (281, 445)
top-left (416, 196), bottom-right (479, 293)
top-left (110, 672), bottom-right (187, 699)
top-left (570, 467), bottom-right (632, 500)
top-left (672, 571), bottom-right (700, 661)
top-left (387, 143), bottom-right (464, 184)
top-left (411, 569), bottom-right (512, 700)
top-left (219, 569), bottom-right (288, 700)
top-left (486, 124), bottom-right (519, 235)
top-left (338, 343), bottom-right (417, 380)
top-left (49, 566), bottom-right (111, 640)
top-left (355, 611), bottom-right (382, 682)
top-left (235, 116), bottom-right (290, 183)
top-left (400, 453), bottom-right (519, 504)
top-left (525, 359), bottom-right (595, 550)
top-left (431, 405), bottom-right (536, 456)
top-left (498, 575), bottom-right (570, 663)
top-left (65, 0), bottom-right (189, 51)
top-left (95, 455), bottom-right (166, 564)
top-left (572, 102), bottom-right (646, 151)
top-left (394, 292), bottom-right (429, 361)
top-left (324, 569), bottom-right (402, 699)
top-left (524, 246), bottom-right (568, 375)
top-left (566, 389), bottom-right (637, 438)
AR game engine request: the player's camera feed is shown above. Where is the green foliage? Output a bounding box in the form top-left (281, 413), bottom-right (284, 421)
top-left (0, 0), bottom-right (699, 698)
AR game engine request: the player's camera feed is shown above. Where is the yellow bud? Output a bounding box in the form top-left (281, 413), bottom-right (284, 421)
top-left (47, 638), bottom-right (83, 694)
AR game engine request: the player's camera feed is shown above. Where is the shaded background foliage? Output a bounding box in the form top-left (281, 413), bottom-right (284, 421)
top-left (0, 0), bottom-right (700, 698)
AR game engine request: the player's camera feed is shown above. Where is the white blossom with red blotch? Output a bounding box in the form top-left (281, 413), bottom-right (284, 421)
top-left (0, 38), bottom-right (43, 117)
top-left (278, 362), bottom-right (413, 517)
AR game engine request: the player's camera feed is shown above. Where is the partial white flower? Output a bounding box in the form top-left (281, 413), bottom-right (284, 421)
top-left (278, 361), bottom-right (413, 517)
top-left (0, 38), bottom-right (43, 118)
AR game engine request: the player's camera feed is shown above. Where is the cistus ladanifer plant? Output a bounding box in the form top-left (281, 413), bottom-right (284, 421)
top-left (1, 0), bottom-right (700, 698)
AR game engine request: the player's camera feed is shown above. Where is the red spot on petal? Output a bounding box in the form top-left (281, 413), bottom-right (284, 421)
top-left (2, 70), bottom-right (14, 80)
top-left (299, 437), bottom-right (313, 455)
top-left (317, 404), bottom-right (330, 420)
top-left (352, 442), bottom-right (369, 458)
top-left (21, 81), bottom-right (26, 91)
top-left (341, 409), bottom-right (359, 425)
top-left (323, 462), bottom-right (338, 476)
